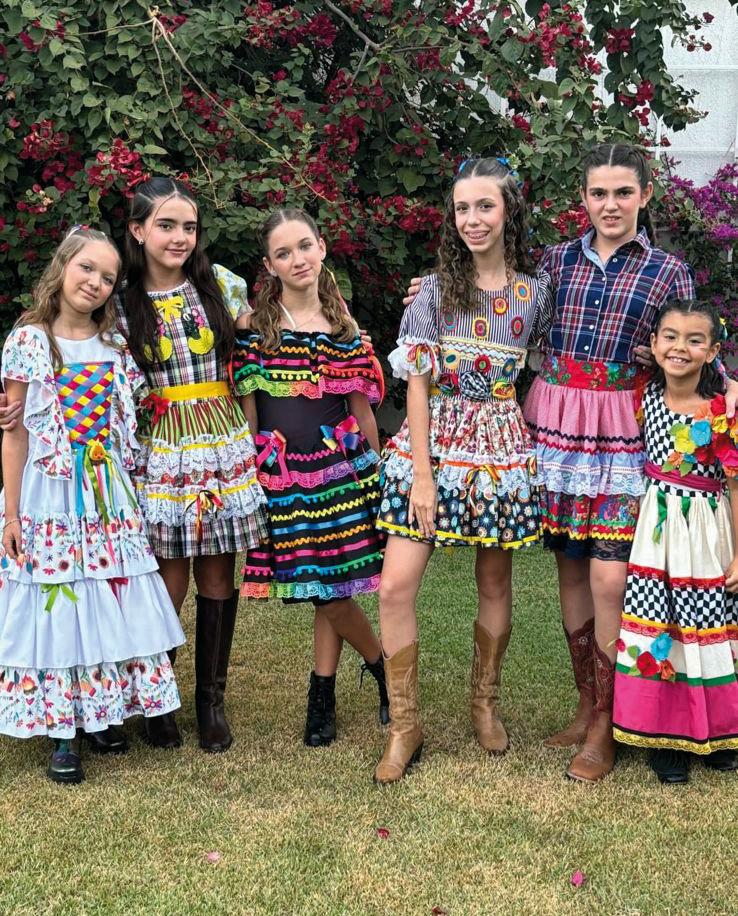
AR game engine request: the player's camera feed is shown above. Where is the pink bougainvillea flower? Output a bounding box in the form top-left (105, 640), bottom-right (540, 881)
top-left (375, 827), bottom-right (390, 840)
top-left (204, 851), bottom-right (222, 864)
top-left (570, 870), bottom-right (586, 888)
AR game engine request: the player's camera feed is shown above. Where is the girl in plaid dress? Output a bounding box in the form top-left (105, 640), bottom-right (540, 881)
top-left (0, 228), bottom-right (184, 784)
top-left (121, 177), bottom-right (268, 753)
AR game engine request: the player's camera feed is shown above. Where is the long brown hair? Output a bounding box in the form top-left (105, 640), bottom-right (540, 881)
top-left (437, 157), bottom-right (535, 314)
top-left (123, 177), bottom-right (235, 370)
top-left (251, 208), bottom-right (357, 351)
top-left (581, 143), bottom-right (655, 243)
top-left (16, 228), bottom-right (121, 370)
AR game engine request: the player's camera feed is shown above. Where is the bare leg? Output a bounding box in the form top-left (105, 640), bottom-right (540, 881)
top-left (313, 609), bottom-right (343, 676)
top-left (589, 558), bottom-right (627, 664)
top-left (378, 535), bottom-right (434, 656)
top-left (556, 553), bottom-right (594, 633)
top-left (157, 556), bottom-right (191, 613)
top-left (475, 547), bottom-right (513, 635)
top-left (317, 599), bottom-right (381, 662)
top-left (192, 553), bottom-right (237, 600)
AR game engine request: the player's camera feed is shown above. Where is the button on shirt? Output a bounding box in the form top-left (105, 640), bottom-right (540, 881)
top-left (541, 228), bottom-right (695, 364)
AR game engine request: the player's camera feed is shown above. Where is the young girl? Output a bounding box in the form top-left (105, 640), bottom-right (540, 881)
top-left (231, 208), bottom-right (388, 747)
top-left (0, 228), bottom-right (184, 783)
top-left (612, 300), bottom-right (738, 784)
top-left (121, 177), bottom-right (268, 752)
top-left (374, 157), bottom-right (554, 783)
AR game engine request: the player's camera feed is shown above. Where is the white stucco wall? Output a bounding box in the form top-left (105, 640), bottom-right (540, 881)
top-left (659, 1), bottom-right (738, 183)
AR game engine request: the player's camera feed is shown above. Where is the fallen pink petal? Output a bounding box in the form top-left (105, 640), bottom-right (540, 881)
top-left (205, 851), bottom-right (222, 864)
top-left (431, 907), bottom-right (449, 915)
top-left (375, 827), bottom-right (390, 840)
top-left (570, 870), bottom-right (586, 888)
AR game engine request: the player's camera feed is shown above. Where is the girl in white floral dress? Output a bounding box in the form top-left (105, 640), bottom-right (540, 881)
top-left (0, 228), bottom-right (184, 784)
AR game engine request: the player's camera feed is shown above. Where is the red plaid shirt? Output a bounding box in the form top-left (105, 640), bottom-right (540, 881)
top-left (541, 228), bottom-right (695, 364)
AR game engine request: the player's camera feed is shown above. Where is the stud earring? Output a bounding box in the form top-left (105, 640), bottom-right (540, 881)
top-left (138, 239), bottom-right (144, 246)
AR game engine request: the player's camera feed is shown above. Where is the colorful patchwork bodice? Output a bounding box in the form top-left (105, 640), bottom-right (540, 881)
top-left (55, 362), bottom-right (114, 448)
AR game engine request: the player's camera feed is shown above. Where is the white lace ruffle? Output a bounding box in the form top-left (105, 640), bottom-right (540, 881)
top-left (135, 474), bottom-right (266, 527)
top-left (140, 423), bottom-right (258, 480)
top-left (536, 462), bottom-right (647, 498)
top-left (387, 337), bottom-right (440, 382)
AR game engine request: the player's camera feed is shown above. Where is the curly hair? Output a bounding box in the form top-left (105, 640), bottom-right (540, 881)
top-left (436, 157), bottom-right (535, 315)
top-left (17, 228), bottom-right (122, 370)
top-left (581, 143), bottom-right (655, 243)
top-left (123, 176), bottom-right (235, 371)
top-left (250, 208), bottom-right (358, 351)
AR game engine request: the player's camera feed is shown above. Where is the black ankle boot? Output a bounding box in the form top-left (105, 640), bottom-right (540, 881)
top-left (47, 735), bottom-right (84, 784)
top-left (195, 591), bottom-right (238, 753)
top-left (304, 671), bottom-right (337, 747)
top-left (648, 748), bottom-right (690, 784)
top-left (143, 712), bottom-right (182, 749)
top-left (360, 655), bottom-right (390, 725)
top-left (82, 725), bottom-right (129, 755)
top-left (704, 749), bottom-right (738, 772)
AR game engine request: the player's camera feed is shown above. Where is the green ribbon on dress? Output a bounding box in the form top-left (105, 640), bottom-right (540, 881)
top-left (40, 583), bottom-right (78, 613)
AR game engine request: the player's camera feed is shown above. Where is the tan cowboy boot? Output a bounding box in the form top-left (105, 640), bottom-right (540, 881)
top-left (543, 618), bottom-right (595, 748)
top-left (566, 640), bottom-right (616, 782)
top-left (471, 621), bottom-right (511, 754)
top-left (373, 642), bottom-right (423, 785)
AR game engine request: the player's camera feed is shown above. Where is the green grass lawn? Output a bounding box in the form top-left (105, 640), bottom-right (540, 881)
top-left (1, 546), bottom-right (737, 916)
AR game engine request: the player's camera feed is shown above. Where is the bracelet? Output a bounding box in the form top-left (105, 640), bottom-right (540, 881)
top-left (3, 518), bottom-right (20, 529)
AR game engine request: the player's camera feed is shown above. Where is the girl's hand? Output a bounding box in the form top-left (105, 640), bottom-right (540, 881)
top-left (724, 377), bottom-right (738, 420)
top-left (633, 345), bottom-right (654, 368)
top-left (358, 328), bottom-right (374, 352)
top-left (402, 277), bottom-right (423, 307)
top-left (2, 519), bottom-right (22, 560)
top-left (408, 473), bottom-right (437, 540)
top-left (0, 394), bottom-right (23, 432)
top-left (725, 557), bottom-right (738, 593)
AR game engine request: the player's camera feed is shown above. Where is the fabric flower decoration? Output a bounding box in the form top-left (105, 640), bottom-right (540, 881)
top-left (691, 419), bottom-right (712, 447)
top-left (636, 651), bottom-right (659, 678)
top-left (651, 632), bottom-right (673, 662)
top-left (659, 659), bottom-right (676, 681)
top-left (672, 423), bottom-right (696, 455)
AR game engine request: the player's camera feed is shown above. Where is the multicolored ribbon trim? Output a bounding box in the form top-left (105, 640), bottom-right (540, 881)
top-left (185, 489), bottom-right (225, 544)
top-left (255, 429), bottom-right (290, 483)
top-left (465, 464), bottom-right (501, 516)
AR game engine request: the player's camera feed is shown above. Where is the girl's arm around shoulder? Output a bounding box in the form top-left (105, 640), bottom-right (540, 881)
top-left (240, 392), bottom-right (259, 441)
top-left (1, 378), bottom-right (29, 560)
top-left (348, 391), bottom-right (380, 454)
top-left (212, 264), bottom-right (252, 322)
top-left (724, 475), bottom-right (738, 593)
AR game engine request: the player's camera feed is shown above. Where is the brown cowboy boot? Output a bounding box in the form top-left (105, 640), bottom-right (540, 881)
top-left (543, 618), bottom-right (595, 748)
top-left (471, 621), bottom-right (511, 754)
top-left (373, 642), bottom-right (423, 785)
top-left (566, 640), bottom-right (616, 782)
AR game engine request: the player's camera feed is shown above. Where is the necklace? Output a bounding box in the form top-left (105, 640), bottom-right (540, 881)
top-left (279, 301), bottom-right (323, 331)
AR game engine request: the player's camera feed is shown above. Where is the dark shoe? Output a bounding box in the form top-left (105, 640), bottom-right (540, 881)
top-left (648, 748), bottom-right (690, 784)
top-left (47, 737), bottom-right (85, 785)
top-left (304, 671), bottom-right (337, 747)
top-left (195, 591), bottom-right (238, 753)
top-left (142, 712), bottom-right (182, 750)
top-left (82, 725), bottom-right (129, 755)
top-left (360, 655), bottom-right (390, 725)
top-left (703, 749), bottom-right (738, 772)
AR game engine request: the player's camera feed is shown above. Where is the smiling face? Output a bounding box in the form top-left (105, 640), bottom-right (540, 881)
top-left (651, 310), bottom-right (720, 384)
top-left (264, 219), bottom-right (326, 292)
top-left (453, 176), bottom-right (506, 258)
top-left (129, 195), bottom-right (198, 275)
top-left (59, 240), bottom-right (120, 318)
top-left (581, 164), bottom-right (653, 246)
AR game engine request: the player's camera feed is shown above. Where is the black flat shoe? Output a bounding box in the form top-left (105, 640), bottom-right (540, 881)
top-left (47, 739), bottom-right (85, 785)
top-left (703, 749), bottom-right (738, 772)
top-left (648, 748), bottom-right (690, 784)
top-left (82, 725), bottom-right (129, 755)
top-left (142, 712), bottom-right (182, 749)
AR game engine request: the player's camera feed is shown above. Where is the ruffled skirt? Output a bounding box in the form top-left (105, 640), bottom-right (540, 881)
top-left (241, 421), bottom-right (384, 602)
top-left (613, 485), bottom-right (738, 753)
top-left (523, 360), bottom-right (645, 558)
top-left (377, 393), bottom-right (541, 548)
top-left (135, 394), bottom-right (268, 558)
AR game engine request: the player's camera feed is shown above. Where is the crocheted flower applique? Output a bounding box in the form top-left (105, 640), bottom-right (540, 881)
top-left (624, 635), bottom-right (676, 681)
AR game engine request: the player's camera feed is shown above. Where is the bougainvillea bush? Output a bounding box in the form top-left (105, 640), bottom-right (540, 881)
top-left (1, 0), bottom-right (734, 376)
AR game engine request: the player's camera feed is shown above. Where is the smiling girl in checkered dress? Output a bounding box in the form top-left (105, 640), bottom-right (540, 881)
top-left (612, 300), bottom-right (738, 784)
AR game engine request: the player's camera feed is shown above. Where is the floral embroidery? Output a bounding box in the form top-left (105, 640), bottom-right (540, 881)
top-left (493, 297), bottom-right (508, 315)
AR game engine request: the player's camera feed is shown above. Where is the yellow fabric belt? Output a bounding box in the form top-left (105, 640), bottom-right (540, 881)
top-left (159, 381), bottom-right (230, 401)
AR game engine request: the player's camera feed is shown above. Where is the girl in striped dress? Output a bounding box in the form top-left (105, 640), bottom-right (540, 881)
top-left (231, 208), bottom-right (388, 747)
top-left (374, 157), bottom-right (554, 783)
top-left (121, 177), bottom-right (268, 753)
top-left (612, 300), bottom-right (738, 783)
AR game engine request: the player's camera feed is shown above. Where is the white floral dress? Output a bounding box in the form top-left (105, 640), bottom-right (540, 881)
top-left (0, 327), bottom-right (184, 739)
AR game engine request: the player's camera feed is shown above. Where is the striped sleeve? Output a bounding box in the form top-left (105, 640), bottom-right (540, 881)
top-left (387, 274), bottom-right (440, 381)
top-left (530, 271), bottom-right (555, 346)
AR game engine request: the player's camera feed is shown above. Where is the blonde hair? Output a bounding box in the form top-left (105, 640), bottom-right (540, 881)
top-left (250, 208), bottom-right (357, 351)
top-left (17, 228), bottom-right (122, 369)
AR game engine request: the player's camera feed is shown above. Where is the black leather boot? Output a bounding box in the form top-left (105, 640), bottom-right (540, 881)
top-left (142, 646), bottom-right (182, 749)
top-left (703, 749), bottom-right (738, 772)
top-left (195, 591), bottom-right (238, 753)
top-left (82, 724), bottom-right (129, 755)
top-left (360, 655), bottom-right (390, 725)
top-left (47, 734), bottom-right (84, 784)
top-left (648, 748), bottom-right (690, 784)
top-left (304, 671), bottom-right (337, 747)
